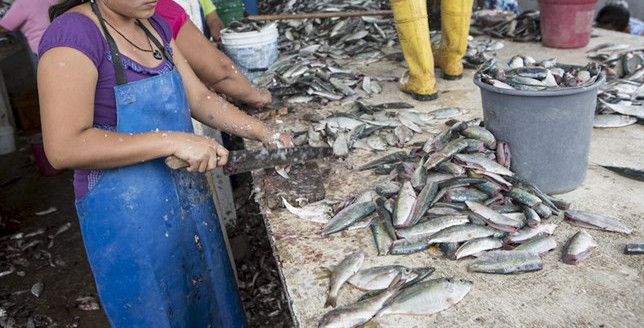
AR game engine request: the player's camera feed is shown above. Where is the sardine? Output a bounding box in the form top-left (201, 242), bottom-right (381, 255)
top-left (321, 202), bottom-right (377, 236)
top-left (469, 251), bottom-right (543, 274)
top-left (393, 182), bottom-right (417, 228)
top-left (319, 274), bottom-right (402, 328)
top-left (325, 252), bottom-right (365, 308)
top-left (396, 215), bottom-right (469, 239)
top-left (514, 237), bottom-right (557, 256)
top-left (282, 197), bottom-right (335, 223)
top-left (562, 231), bottom-right (597, 265)
top-left (465, 201), bottom-right (521, 232)
top-left (377, 277), bottom-right (472, 316)
top-left (371, 208), bottom-right (395, 256)
top-left (455, 237), bottom-right (503, 259)
top-left (347, 266), bottom-right (416, 291)
top-left (564, 210), bottom-right (632, 234)
top-left (505, 223), bottom-right (558, 244)
top-left (429, 224), bottom-right (499, 244)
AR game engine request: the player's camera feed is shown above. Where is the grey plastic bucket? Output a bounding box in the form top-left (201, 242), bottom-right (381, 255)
top-left (474, 71), bottom-right (605, 194)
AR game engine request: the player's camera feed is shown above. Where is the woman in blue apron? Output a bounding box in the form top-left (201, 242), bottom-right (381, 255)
top-left (38, 1), bottom-right (290, 326)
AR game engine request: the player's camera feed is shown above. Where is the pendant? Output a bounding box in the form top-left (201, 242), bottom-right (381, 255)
top-left (153, 49), bottom-right (162, 60)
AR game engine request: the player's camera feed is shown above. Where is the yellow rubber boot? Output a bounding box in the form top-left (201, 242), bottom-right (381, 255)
top-left (391, 0), bottom-right (437, 101)
top-left (436, 0), bottom-right (473, 80)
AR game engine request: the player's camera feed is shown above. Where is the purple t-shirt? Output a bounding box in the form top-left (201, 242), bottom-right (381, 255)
top-left (38, 12), bottom-right (174, 200)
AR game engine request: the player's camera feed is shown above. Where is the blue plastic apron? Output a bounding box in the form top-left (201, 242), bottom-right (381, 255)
top-left (75, 3), bottom-right (246, 327)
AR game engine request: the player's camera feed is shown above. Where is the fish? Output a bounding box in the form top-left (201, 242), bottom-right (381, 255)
top-left (321, 202), bottom-right (377, 236)
top-left (396, 215), bottom-right (470, 239)
top-left (505, 222), bottom-right (558, 244)
top-left (460, 126), bottom-right (496, 149)
top-left (465, 201), bottom-right (522, 232)
top-left (356, 267), bottom-right (436, 302)
top-left (594, 114), bottom-right (638, 128)
top-left (624, 242), bottom-right (644, 255)
top-left (513, 237), bottom-right (557, 256)
top-left (428, 224), bottom-right (499, 244)
top-left (325, 251), bottom-right (365, 308)
top-left (371, 208), bottom-right (396, 256)
top-left (506, 187), bottom-right (542, 208)
top-left (454, 153), bottom-right (514, 176)
top-left (598, 165), bottom-right (644, 182)
top-left (455, 237), bottom-right (503, 259)
top-left (524, 207), bottom-right (541, 228)
top-left (281, 198), bottom-right (335, 223)
top-left (347, 266), bottom-right (417, 291)
top-left (377, 277), bottom-right (472, 316)
top-left (319, 274), bottom-right (402, 328)
top-left (404, 182), bottom-right (439, 227)
top-left (468, 251), bottom-right (543, 274)
top-left (393, 182), bottom-right (417, 228)
top-left (445, 188), bottom-right (490, 203)
top-left (31, 282), bottom-right (44, 298)
top-left (562, 231), bottom-right (597, 265)
top-left (564, 210), bottom-right (632, 234)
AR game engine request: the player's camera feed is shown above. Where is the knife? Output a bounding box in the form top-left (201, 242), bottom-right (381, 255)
top-left (165, 146), bottom-right (334, 175)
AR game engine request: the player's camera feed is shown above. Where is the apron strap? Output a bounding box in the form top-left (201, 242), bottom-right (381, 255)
top-left (89, 0), bottom-right (127, 85)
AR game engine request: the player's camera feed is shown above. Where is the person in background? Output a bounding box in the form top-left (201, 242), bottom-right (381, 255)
top-left (0, 0), bottom-right (57, 54)
top-left (38, 0), bottom-right (291, 326)
top-left (198, 0), bottom-right (224, 41)
top-left (595, 1), bottom-right (644, 36)
top-left (156, 0), bottom-right (271, 108)
top-left (391, 0), bottom-right (473, 101)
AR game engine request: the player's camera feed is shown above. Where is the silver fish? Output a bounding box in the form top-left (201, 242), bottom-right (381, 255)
top-left (377, 277), bottom-right (472, 316)
top-left (393, 182), bottom-right (417, 228)
top-left (31, 282), bottom-right (44, 298)
top-left (505, 223), bottom-right (558, 244)
top-left (321, 202), bottom-right (377, 236)
top-left (325, 251), bottom-right (365, 308)
top-left (593, 114), bottom-right (638, 128)
top-left (347, 266), bottom-right (416, 291)
top-left (319, 274), bottom-right (402, 328)
top-left (396, 215), bottom-right (469, 239)
top-left (455, 237), bottom-right (503, 259)
top-left (428, 224), bottom-right (499, 244)
top-left (564, 210), bottom-right (632, 234)
top-left (469, 251), bottom-right (543, 274)
top-left (282, 197), bottom-right (337, 223)
top-left (465, 201), bottom-right (522, 232)
top-left (371, 208), bottom-right (395, 256)
top-left (562, 231), bottom-right (597, 265)
top-left (405, 182), bottom-right (439, 227)
top-left (454, 153), bottom-right (514, 176)
top-left (514, 237), bottom-right (557, 256)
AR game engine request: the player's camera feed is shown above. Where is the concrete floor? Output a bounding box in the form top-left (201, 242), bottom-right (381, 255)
top-left (253, 28), bottom-right (643, 327)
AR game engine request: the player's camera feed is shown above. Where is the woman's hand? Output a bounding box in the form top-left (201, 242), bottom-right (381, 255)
top-left (248, 88), bottom-right (273, 109)
top-left (171, 133), bottom-right (229, 173)
top-left (261, 131), bottom-right (294, 149)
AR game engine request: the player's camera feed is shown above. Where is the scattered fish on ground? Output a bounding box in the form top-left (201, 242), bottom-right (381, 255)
top-left (562, 231), bottom-right (597, 265)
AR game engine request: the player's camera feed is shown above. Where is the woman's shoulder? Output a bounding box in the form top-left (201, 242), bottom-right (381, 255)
top-left (149, 13), bottom-right (173, 44)
top-left (39, 12), bottom-right (106, 67)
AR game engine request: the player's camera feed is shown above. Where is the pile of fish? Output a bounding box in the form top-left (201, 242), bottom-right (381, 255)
top-left (222, 18), bottom-right (271, 33)
top-left (283, 119), bottom-right (633, 325)
top-left (252, 55), bottom-right (396, 104)
top-left (290, 102), bottom-right (468, 157)
top-left (586, 45), bottom-right (644, 127)
top-left (250, 0), bottom-right (398, 103)
top-left (0, 217), bottom-right (100, 327)
top-left (318, 251), bottom-right (470, 327)
top-left (476, 54), bottom-right (602, 91)
top-left (470, 10), bottom-right (541, 42)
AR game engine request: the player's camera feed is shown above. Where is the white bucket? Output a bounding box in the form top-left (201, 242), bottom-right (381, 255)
top-left (220, 23), bottom-right (279, 81)
top-left (0, 125), bottom-right (16, 155)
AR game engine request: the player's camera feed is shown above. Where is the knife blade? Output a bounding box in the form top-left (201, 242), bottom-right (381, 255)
top-left (165, 146), bottom-right (334, 175)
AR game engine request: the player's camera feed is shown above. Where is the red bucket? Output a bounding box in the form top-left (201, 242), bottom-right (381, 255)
top-left (538, 0), bottom-right (598, 49)
top-left (30, 133), bottom-right (65, 176)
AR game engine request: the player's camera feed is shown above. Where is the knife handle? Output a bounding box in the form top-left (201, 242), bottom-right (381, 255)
top-left (165, 156), bottom-right (190, 169)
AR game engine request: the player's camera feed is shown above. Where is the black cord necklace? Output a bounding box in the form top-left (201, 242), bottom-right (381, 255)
top-left (103, 19), bottom-right (162, 60)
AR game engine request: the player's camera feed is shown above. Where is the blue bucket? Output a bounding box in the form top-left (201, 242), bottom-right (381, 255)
top-left (220, 23), bottom-right (279, 81)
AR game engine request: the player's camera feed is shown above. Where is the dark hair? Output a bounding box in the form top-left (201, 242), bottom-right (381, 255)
top-left (595, 4), bottom-right (630, 31)
top-left (49, 0), bottom-right (89, 21)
